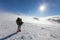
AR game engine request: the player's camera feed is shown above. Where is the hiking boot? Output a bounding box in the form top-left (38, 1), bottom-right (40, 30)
top-left (16, 29), bottom-right (21, 33)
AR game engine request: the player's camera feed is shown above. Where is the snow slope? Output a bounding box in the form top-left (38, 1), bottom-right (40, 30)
top-left (0, 13), bottom-right (60, 40)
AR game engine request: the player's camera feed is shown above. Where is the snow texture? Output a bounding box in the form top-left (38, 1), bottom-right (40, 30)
top-left (0, 13), bottom-right (60, 40)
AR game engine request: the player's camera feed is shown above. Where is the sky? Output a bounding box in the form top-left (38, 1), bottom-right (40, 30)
top-left (0, 0), bottom-right (60, 17)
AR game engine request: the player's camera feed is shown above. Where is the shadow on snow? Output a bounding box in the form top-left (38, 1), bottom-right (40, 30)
top-left (0, 32), bottom-right (17, 40)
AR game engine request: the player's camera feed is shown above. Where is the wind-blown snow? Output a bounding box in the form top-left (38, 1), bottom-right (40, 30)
top-left (0, 13), bottom-right (60, 40)
top-left (46, 16), bottom-right (60, 24)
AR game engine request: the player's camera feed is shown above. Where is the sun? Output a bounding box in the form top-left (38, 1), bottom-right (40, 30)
top-left (40, 5), bottom-right (46, 12)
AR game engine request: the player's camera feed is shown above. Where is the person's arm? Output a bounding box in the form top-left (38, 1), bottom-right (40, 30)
top-left (22, 22), bottom-right (24, 24)
top-left (21, 22), bottom-right (24, 25)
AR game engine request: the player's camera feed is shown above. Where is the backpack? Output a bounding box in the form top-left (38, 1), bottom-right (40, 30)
top-left (16, 18), bottom-right (23, 26)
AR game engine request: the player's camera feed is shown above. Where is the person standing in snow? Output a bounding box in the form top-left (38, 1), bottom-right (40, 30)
top-left (16, 17), bottom-right (24, 32)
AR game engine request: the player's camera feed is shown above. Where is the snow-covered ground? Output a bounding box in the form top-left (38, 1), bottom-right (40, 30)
top-left (0, 13), bottom-right (60, 40)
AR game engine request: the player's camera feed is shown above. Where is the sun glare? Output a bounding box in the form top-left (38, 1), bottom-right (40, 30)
top-left (40, 5), bottom-right (46, 12)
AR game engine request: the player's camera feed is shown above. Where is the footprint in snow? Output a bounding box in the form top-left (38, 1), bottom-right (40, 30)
top-left (28, 36), bottom-right (33, 39)
top-left (50, 34), bottom-right (57, 39)
top-left (41, 27), bottom-right (45, 29)
top-left (28, 35), bottom-right (35, 40)
top-left (21, 36), bottom-right (26, 40)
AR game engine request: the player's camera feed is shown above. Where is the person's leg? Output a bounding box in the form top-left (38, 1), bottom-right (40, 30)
top-left (17, 25), bottom-right (21, 32)
top-left (18, 25), bottom-right (21, 32)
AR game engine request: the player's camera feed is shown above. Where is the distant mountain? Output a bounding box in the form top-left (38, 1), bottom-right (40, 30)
top-left (33, 17), bottom-right (39, 20)
top-left (47, 16), bottom-right (60, 23)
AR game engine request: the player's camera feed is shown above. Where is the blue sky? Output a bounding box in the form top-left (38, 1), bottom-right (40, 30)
top-left (0, 0), bottom-right (60, 17)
